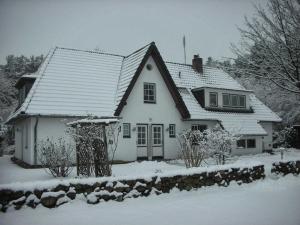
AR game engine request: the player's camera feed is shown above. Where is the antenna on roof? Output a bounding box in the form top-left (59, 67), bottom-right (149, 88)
top-left (183, 35), bottom-right (187, 64)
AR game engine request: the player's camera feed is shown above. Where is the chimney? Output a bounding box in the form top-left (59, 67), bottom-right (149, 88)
top-left (192, 54), bottom-right (203, 74)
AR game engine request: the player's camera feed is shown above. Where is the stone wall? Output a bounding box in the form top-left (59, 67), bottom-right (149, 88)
top-left (271, 160), bottom-right (300, 175)
top-left (0, 165), bottom-right (265, 212)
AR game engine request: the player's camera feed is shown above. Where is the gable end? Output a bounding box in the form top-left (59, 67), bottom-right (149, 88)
top-left (114, 43), bottom-right (190, 119)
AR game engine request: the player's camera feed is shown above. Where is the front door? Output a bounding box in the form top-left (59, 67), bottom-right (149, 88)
top-left (136, 124), bottom-right (148, 158)
top-left (151, 124), bottom-right (163, 158)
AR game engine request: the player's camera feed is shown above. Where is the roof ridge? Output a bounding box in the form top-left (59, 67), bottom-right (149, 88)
top-left (166, 61), bottom-right (222, 70)
top-left (124, 42), bottom-right (154, 58)
top-left (56, 46), bottom-right (125, 58)
top-left (166, 61), bottom-right (192, 66)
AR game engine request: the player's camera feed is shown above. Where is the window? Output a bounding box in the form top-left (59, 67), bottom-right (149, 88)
top-left (231, 95), bottom-right (238, 107)
top-left (247, 139), bottom-right (256, 148)
top-left (191, 124), bottom-right (207, 132)
top-left (209, 92), bottom-right (218, 107)
top-left (144, 83), bottom-right (156, 103)
top-left (223, 94), bottom-right (246, 108)
top-left (237, 139), bottom-right (246, 148)
top-left (137, 125), bottom-right (147, 146)
top-left (222, 93), bottom-right (230, 107)
top-left (123, 123), bottom-right (131, 138)
top-left (237, 139), bottom-right (256, 149)
top-left (239, 95), bottom-right (246, 108)
top-left (169, 124), bottom-right (176, 138)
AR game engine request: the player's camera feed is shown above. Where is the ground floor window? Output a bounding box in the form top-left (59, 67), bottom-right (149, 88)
top-left (237, 139), bottom-right (246, 148)
top-left (123, 123), bottom-right (131, 138)
top-left (247, 139), bottom-right (256, 148)
top-left (191, 124), bottom-right (207, 132)
top-left (169, 124), bottom-right (176, 138)
top-left (237, 139), bottom-right (256, 149)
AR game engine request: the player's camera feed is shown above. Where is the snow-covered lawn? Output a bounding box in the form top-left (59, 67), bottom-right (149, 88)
top-left (1, 175), bottom-right (300, 225)
top-left (0, 149), bottom-right (300, 185)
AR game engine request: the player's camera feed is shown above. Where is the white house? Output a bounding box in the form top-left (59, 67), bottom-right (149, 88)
top-left (7, 42), bottom-right (281, 165)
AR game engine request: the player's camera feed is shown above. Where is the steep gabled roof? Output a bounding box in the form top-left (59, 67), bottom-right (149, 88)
top-left (7, 47), bottom-right (124, 122)
top-left (114, 42), bottom-right (190, 119)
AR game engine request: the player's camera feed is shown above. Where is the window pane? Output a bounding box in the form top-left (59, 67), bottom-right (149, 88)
top-left (239, 95), bottom-right (245, 107)
top-left (237, 139), bottom-right (246, 148)
top-left (223, 94), bottom-right (230, 106)
top-left (123, 123), bottom-right (130, 138)
top-left (144, 83), bottom-right (156, 103)
top-left (231, 95), bottom-right (238, 107)
top-left (209, 92), bottom-right (218, 107)
top-left (192, 125), bottom-right (207, 132)
top-left (169, 124), bottom-right (175, 137)
top-left (247, 139), bottom-right (256, 148)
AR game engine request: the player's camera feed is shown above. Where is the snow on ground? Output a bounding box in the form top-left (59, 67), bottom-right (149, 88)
top-left (1, 175), bottom-right (300, 225)
top-left (0, 149), bottom-right (300, 185)
top-left (0, 155), bottom-right (182, 185)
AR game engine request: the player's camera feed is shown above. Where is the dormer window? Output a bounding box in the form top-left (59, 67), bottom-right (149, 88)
top-left (144, 83), bottom-right (156, 103)
top-left (209, 92), bottom-right (218, 107)
top-left (222, 93), bottom-right (246, 108)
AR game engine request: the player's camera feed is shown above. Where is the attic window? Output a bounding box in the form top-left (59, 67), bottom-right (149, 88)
top-left (146, 64), bottom-right (153, 71)
top-left (144, 83), bottom-right (156, 103)
top-left (209, 92), bottom-right (218, 107)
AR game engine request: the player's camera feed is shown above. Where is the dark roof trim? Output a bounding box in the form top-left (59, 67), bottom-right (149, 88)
top-left (114, 43), bottom-right (190, 119)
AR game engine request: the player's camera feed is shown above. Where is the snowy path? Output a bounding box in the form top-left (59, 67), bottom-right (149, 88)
top-left (1, 175), bottom-right (300, 225)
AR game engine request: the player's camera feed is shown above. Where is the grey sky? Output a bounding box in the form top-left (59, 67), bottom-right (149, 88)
top-left (0, 0), bottom-right (266, 64)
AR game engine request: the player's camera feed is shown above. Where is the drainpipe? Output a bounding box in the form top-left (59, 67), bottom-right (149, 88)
top-left (34, 116), bottom-right (39, 164)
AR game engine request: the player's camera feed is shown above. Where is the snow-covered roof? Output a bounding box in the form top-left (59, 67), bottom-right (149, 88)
top-left (7, 42), bottom-right (281, 135)
top-left (21, 73), bottom-right (38, 79)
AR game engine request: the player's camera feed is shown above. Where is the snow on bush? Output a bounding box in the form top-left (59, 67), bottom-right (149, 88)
top-left (38, 138), bottom-right (74, 177)
top-left (177, 125), bottom-right (238, 168)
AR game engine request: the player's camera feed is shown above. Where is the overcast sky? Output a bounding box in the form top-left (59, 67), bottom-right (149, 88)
top-left (0, 0), bottom-right (267, 64)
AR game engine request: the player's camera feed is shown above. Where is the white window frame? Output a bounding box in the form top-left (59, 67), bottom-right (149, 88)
top-left (209, 92), bottom-right (218, 107)
top-left (123, 123), bottom-right (131, 138)
top-left (169, 124), bottom-right (176, 138)
top-left (144, 83), bottom-right (156, 103)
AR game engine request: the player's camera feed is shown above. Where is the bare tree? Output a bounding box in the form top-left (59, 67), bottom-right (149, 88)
top-left (38, 138), bottom-right (74, 177)
top-left (231, 0), bottom-right (300, 94)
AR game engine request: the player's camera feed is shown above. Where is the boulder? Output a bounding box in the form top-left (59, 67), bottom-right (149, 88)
top-left (40, 191), bottom-right (65, 208)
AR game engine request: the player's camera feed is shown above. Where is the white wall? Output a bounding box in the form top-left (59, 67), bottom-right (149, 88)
top-left (259, 122), bottom-right (273, 151)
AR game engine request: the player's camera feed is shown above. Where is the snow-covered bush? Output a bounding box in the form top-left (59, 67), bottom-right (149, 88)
top-left (205, 125), bottom-right (239, 165)
top-left (177, 125), bottom-right (238, 167)
top-left (38, 138), bottom-right (74, 177)
top-left (177, 129), bottom-right (209, 168)
top-left (273, 126), bottom-right (297, 148)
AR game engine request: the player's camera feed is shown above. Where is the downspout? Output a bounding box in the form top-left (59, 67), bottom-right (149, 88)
top-left (34, 116), bottom-right (39, 164)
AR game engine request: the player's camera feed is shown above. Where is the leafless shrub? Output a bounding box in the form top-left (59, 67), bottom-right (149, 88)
top-left (38, 138), bottom-right (74, 177)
